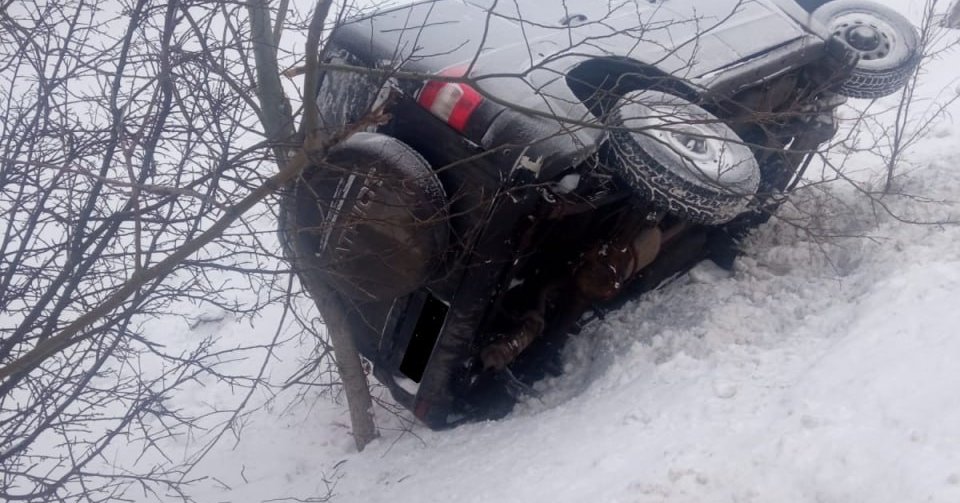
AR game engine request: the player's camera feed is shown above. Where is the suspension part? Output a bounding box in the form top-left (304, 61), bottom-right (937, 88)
top-left (574, 225), bottom-right (663, 303)
top-left (481, 312), bottom-right (547, 371)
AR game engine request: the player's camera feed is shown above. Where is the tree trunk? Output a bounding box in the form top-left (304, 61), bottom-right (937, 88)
top-left (247, 0), bottom-right (379, 451)
top-left (278, 214), bottom-right (380, 450)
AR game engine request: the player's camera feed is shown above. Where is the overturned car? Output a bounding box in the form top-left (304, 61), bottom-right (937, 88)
top-left (283, 0), bottom-right (919, 428)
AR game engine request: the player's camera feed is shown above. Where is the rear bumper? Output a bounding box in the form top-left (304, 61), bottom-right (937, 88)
top-left (358, 99), bottom-right (549, 428)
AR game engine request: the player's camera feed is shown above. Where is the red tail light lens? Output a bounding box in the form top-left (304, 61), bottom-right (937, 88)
top-left (417, 67), bottom-right (484, 133)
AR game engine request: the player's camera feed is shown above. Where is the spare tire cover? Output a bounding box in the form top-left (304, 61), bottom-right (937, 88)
top-left (293, 132), bottom-right (449, 301)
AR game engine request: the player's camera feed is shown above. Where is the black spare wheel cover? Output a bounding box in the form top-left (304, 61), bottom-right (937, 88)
top-left (294, 132), bottom-right (449, 301)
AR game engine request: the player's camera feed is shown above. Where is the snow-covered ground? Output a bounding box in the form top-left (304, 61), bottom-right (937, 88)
top-left (187, 140), bottom-right (960, 503)
top-left (155, 2), bottom-right (960, 502)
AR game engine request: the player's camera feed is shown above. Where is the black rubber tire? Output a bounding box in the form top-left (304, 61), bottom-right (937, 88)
top-left (606, 90), bottom-right (760, 225)
top-left (291, 132), bottom-right (449, 302)
top-left (814, 0), bottom-right (920, 99)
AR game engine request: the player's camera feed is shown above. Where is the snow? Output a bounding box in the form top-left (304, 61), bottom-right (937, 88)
top-left (300, 178), bottom-right (960, 503)
top-left (108, 1), bottom-right (960, 501)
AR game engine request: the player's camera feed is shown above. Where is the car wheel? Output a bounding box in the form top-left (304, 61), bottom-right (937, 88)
top-left (606, 90), bottom-right (760, 225)
top-left (290, 132), bottom-right (449, 302)
top-left (814, 0), bottom-right (920, 99)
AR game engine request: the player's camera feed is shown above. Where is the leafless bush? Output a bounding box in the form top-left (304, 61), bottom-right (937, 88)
top-left (0, 0), bottom-right (344, 499)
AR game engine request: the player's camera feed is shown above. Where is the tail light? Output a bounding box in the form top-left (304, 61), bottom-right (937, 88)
top-left (417, 66), bottom-right (484, 133)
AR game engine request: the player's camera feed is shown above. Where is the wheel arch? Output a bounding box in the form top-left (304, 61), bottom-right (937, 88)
top-left (564, 57), bottom-right (701, 119)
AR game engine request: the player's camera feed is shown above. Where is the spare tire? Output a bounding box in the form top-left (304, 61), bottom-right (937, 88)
top-left (290, 133), bottom-right (449, 301)
top-left (606, 90), bottom-right (760, 225)
top-left (814, 0), bottom-right (920, 99)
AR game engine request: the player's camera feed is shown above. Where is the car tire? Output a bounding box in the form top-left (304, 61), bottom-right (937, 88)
top-left (291, 132), bottom-right (449, 302)
top-left (813, 0), bottom-right (920, 99)
top-left (606, 90), bottom-right (760, 225)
